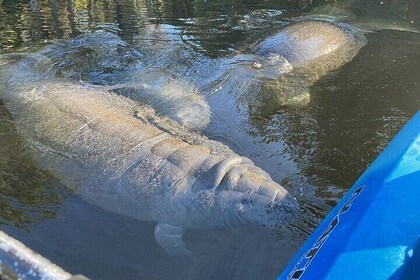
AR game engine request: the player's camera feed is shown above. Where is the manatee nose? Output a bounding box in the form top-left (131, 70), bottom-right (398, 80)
top-left (258, 181), bottom-right (299, 213)
top-left (238, 168), bottom-right (296, 204)
top-left (214, 158), bottom-right (298, 213)
top-left (259, 183), bottom-right (279, 204)
top-left (257, 181), bottom-right (289, 205)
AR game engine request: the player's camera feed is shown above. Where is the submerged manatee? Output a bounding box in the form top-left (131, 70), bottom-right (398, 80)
top-left (257, 20), bottom-right (362, 67)
top-left (41, 29), bottom-right (142, 85)
top-left (40, 30), bottom-right (211, 132)
top-left (109, 70), bottom-right (211, 131)
top-left (253, 20), bottom-right (367, 107)
top-left (0, 54), bottom-right (298, 255)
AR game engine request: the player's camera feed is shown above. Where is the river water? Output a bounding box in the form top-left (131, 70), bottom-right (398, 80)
top-left (0, 0), bottom-right (419, 279)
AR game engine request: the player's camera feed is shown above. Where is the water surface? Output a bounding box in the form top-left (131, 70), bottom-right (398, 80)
top-left (0, 0), bottom-right (419, 279)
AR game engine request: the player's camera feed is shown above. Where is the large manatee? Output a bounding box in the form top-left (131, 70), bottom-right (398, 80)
top-left (0, 54), bottom-right (298, 255)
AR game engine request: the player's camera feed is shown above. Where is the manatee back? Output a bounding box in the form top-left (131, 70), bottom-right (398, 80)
top-left (254, 20), bottom-right (366, 108)
top-left (256, 20), bottom-right (364, 67)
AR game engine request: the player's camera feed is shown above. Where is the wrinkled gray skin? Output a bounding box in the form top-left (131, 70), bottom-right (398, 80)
top-left (0, 54), bottom-right (298, 256)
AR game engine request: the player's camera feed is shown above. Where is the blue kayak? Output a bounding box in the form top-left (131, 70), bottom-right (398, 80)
top-left (278, 111), bottom-right (420, 280)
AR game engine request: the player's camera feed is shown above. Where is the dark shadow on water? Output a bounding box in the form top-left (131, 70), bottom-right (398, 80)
top-left (395, 237), bottom-right (420, 280)
top-left (0, 100), bottom-right (67, 228)
top-left (248, 29), bottom-right (420, 211)
top-left (2, 196), bottom-right (307, 280)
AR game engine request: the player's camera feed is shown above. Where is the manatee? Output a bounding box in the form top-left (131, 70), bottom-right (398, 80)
top-left (253, 20), bottom-right (367, 107)
top-left (108, 70), bottom-right (211, 131)
top-left (0, 54), bottom-right (298, 256)
top-left (40, 29), bottom-right (142, 85)
top-left (39, 31), bottom-right (211, 132)
top-left (256, 20), bottom-right (363, 67)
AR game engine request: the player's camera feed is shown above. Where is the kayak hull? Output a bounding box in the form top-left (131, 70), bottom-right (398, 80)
top-left (278, 111), bottom-right (420, 280)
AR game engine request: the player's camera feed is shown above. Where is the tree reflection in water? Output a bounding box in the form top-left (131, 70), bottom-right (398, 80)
top-left (0, 100), bottom-right (68, 227)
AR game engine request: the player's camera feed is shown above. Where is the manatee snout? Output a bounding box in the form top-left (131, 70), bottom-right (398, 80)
top-left (239, 180), bottom-right (298, 227)
top-left (213, 157), bottom-right (299, 227)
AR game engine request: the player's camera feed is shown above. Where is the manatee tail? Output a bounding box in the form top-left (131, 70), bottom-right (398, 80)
top-left (154, 223), bottom-right (192, 256)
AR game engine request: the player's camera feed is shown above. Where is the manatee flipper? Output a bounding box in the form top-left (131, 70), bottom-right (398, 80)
top-left (154, 223), bottom-right (192, 256)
